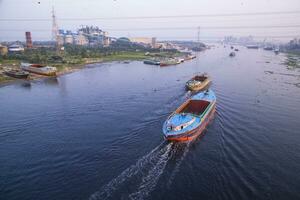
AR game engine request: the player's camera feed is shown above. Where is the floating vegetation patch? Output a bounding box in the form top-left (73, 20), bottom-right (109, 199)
top-left (295, 83), bottom-right (300, 88)
top-left (283, 54), bottom-right (300, 69)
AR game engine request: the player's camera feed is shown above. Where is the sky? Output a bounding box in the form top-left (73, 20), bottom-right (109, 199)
top-left (0, 0), bottom-right (300, 42)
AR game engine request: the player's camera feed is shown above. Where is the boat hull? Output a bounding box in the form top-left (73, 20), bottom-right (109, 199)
top-left (143, 60), bottom-right (160, 65)
top-left (21, 67), bottom-right (57, 76)
top-left (160, 62), bottom-right (177, 67)
top-left (246, 45), bottom-right (259, 49)
top-left (165, 102), bottom-right (216, 142)
top-left (4, 71), bottom-right (29, 79)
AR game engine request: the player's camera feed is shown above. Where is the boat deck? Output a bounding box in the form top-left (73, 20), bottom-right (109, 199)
top-left (177, 100), bottom-right (210, 116)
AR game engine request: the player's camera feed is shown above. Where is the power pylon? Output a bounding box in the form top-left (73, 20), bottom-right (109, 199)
top-left (51, 7), bottom-right (59, 48)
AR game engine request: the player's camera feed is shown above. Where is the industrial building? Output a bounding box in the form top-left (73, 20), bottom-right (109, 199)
top-left (56, 26), bottom-right (111, 47)
top-left (129, 37), bottom-right (157, 48)
top-left (75, 33), bottom-right (89, 46)
top-left (8, 44), bottom-right (24, 52)
top-left (0, 45), bottom-right (8, 56)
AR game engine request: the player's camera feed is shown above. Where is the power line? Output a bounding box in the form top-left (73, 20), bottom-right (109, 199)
top-left (0, 35), bottom-right (298, 40)
top-left (1, 10), bottom-right (300, 21)
top-left (107, 25), bottom-right (300, 31)
top-left (159, 35), bottom-right (300, 39)
top-left (1, 25), bottom-right (300, 32)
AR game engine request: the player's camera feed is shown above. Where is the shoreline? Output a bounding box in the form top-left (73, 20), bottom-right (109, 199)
top-left (0, 51), bottom-right (188, 86)
top-left (0, 55), bottom-right (148, 86)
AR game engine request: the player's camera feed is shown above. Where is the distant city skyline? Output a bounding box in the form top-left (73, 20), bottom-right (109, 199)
top-left (1, 0), bottom-right (300, 42)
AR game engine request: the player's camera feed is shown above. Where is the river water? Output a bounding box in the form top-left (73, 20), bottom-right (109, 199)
top-left (1, 46), bottom-right (300, 200)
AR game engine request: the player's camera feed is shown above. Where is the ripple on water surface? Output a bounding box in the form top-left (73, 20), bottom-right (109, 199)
top-left (1, 48), bottom-right (300, 200)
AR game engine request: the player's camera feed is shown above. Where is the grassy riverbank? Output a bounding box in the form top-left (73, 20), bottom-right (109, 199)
top-left (0, 50), bottom-right (182, 84)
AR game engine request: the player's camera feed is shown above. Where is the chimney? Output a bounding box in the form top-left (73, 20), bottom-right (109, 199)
top-left (25, 32), bottom-right (33, 48)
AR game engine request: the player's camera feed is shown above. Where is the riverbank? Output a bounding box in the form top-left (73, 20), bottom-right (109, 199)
top-left (0, 51), bottom-right (175, 85)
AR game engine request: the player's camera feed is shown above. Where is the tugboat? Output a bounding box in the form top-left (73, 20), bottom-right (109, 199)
top-left (4, 69), bottom-right (29, 79)
top-left (163, 89), bottom-right (216, 141)
top-left (186, 74), bottom-right (211, 92)
top-left (21, 62), bottom-right (57, 76)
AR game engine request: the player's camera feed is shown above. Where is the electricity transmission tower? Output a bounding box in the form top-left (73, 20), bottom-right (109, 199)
top-left (51, 7), bottom-right (59, 46)
top-left (197, 26), bottom-right (200, 44)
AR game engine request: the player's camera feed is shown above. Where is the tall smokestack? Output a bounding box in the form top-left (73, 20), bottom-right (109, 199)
top-left (25, 32), bottom-right (33, 48)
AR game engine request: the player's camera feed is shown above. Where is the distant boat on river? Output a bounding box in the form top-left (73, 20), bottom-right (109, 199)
top-left (229, 52), bottom-right (236, 57)
top-left (246, 45), bottom-right (259, 49)
top-left (263, 46), bottom-right (274, 51)
top-left (186, 74), bottom-right (211, 92)
top-left (163, 89), bottom-right (216, 141)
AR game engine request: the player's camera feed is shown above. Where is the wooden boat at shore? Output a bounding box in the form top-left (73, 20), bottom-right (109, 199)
top-left (163, 89), bottom-right (216, 141)
top-left (186, 74), bottom-right (211, 92)
top-left (21, 62), bottom-right (57, 76)
top-left (23, 63), bottom-right (45, 68)
top-left (4, 69), bottom-right (29, 79)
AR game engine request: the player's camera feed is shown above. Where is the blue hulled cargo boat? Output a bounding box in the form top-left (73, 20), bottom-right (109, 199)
top-left (163, 89), bottom-right (216, 141)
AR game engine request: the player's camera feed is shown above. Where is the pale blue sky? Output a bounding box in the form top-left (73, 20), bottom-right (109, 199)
top-left (0, 0), bottom-right (300, 41)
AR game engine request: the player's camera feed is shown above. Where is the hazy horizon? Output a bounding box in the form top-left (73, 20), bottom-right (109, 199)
top-left (1, 0), bottom-right (300, 42)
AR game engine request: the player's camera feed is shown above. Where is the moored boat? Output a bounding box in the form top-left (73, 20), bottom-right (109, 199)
top-left (143, 60), bottom-right (160, 65)
top-left (178, 58), bottom-right (185, 63)
top-left (4, 69), bottom-right (29, 79)
top-left (246, 45), bottom-right (259, 49)
top-left (229, 52), bottom-right (236, 57)
top-left (184, 54), bottom-right (196, 61)
top-left (20, 62), bottom-right (57, 76)
top-left (186, 74), bottom-right (211, 91)
top-left (263, 46), bottom-right (274, 51)
top-left (163, 89), bottom-right (216, 141)
top-left (160, 59), bottom-right (179, 67)
top-left (21, 63), bottom-right (45, 68)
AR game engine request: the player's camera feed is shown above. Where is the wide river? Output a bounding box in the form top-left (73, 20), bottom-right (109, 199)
top-left (1, 46), bottom-right (300, 200)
